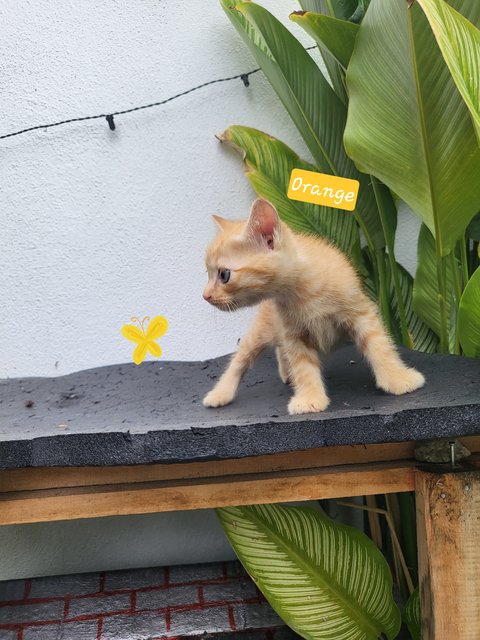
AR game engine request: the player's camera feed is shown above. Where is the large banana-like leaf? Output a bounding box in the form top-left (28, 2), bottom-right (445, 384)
top-left (300, 0), bottom-right (362, 21)
top-left (389, 261), bottom-right (439, 353)
top-left (413, 225), bottom-right (455, 346)
top-left (344, 0), bottom-right (480, 256)
top-left (298, 0), bottom-right (352, 103)
top-left (416, 0), bottom-right (480, 140)
top-left (217, 504), bottom-right (401, 640)
top-left (364, 248), bottom-right (439, 351)
top-left (290, 12), bottom-right (359, 70)
top-left (348, 0), bottom-right (371, 23)
top-left (221, 0), bottom-right (347, 173)
top-left (219, 125), bottom-right (363, 264)
top-left (403, 587), bottom-right (421, 640)
top-left (221, 0), bottom-right (390, 249)
top-left (458, 266), bottom-right (480, 356)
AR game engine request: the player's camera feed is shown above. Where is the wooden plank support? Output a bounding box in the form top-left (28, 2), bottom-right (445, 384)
top-left (0, 460), bottom-right (415, 525)
top-left (416, 469), bottom-right (480, 639)
top-left (0, 440), bottom-right (421, 493)
top-left (2, 436), bottom-right (479, 494)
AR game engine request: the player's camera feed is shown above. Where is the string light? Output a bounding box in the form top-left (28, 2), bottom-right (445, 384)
top-left (0, 46), bottom-right (316, 141)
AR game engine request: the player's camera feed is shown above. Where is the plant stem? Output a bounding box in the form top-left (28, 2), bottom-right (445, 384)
top-left (435, 245), bottom-right (449, 353)
top-left (450, 250), bottom-right (463, 355)
top-left (450, 248), bottom-right (465, 355)
top-left (397, 492), bottom-right (418, 586)
top-left (376, 250), bottom-right (395, 339)
top-left (385, 494), bottom-right (405, 600)
top-left (365, 495), bottom-right (383, 549)
top-left (371, 179), bottom-right (412, 348)
top-left (355, 213), bottom-right (395, 339)
top-left (460, 235), bottom-right (469, 286)
top-left (467, 239), bottom-right (480, 278)
top-left (325, 0), bottom-right (335, 16)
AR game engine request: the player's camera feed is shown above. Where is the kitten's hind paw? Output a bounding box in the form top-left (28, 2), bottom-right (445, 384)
top-left (288, 393), bottom-right (330, 415)
top-left (378, 367), bottom-right (425, 395)
top-left (203, 386), bottom-right (235, 408)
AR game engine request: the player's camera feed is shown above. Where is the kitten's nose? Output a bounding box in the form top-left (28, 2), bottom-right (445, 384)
top-left (203, 291), bottom-right (213, 302)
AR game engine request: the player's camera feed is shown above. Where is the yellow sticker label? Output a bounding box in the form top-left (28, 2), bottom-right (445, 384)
top-left (121, 315), bottom-right (168, 365)
top-left (287, 168), bottom-right (359, 211)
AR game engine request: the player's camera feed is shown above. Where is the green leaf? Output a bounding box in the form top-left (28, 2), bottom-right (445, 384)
top-left (415, 0), bottom-right (480, 140)
top-left (413, 225), bottom-right (455, 347)
top-left (299, 0), bottom-right (359, 21)
top-left (364, 248), bottom-right (439, 352)
top-left (403, 587), bottom-right (421, 640)
top-left (348, 0), bottom-right (371, 24)
top-left (221, 0), bottom-right (387, 249)
top-left (297, 1), bottom-right (349, 102)
top-left (391, 263), bottom-right (439, 353)
top-left (458, 266), bottom-right (480, 357)
top-left (317, 44), bottom-right (349, 103)
top-left (290, 12), bottom-right (359, 69)
top-left (217, 503), bottom-right (401, 640)
top-left (221, 0), bottom-right (346, 173)
top-left (344, 0), bottom-right (480, 256)
top-left (297, 1), bottom-right (359, 101)
top-left (219, 125), bottom-right (362, 264)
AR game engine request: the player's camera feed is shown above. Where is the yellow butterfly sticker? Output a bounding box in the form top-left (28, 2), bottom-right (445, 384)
top-left (121, 315), bottom-right (168, 365)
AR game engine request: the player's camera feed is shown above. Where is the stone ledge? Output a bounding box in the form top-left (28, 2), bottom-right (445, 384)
top-left (1, 346), bottom-right (479, 469)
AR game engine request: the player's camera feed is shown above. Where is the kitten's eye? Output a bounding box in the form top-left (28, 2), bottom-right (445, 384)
top-left (219, 268), bottom-right (231, 284)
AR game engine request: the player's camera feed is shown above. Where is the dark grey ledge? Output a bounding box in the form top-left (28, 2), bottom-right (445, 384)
top-left (0, 345), bottom-right (479, 470)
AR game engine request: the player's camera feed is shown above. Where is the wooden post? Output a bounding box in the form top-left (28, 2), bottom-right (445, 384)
top-left (416, 469), bottom-right (480, 639)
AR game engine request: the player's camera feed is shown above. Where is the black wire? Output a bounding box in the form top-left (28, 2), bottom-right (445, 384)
top-left (109, 68), bottom-right (262, 117)
top-left (0, 69), bottom-right (262, 140)
top-left (0, 46), bottom-right (317, 141)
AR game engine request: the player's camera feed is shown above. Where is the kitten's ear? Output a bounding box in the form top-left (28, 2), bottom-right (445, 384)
top-left (245, 199), bottom-right (281, 250)
top-left (212, 214), bottom-right (228, 230)
top-left (212, 214), bottom-right (235, 232)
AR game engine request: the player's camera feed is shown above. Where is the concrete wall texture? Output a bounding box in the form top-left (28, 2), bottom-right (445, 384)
top-left (1, 0), bottom-right (420, 579)
top-left (1, 0), bottom-right (420, 380)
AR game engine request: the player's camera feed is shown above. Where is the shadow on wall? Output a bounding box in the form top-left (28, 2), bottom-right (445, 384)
top-left (0, 511), bottom-right (235, 581)
top-left (0, 501), bottom-right (363, 580)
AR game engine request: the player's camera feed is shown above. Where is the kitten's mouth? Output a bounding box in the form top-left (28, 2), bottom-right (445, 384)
top-left (211, 300), bottom-right (238, 312)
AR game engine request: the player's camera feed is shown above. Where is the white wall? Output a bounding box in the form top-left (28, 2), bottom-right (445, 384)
top-left (0, 0), bottom-right (420, 579)
top-left (0, 0), bottom-right (419, 379)
top-left (0, 512), bottom-right (237, 580)
top-left (1, 0), bottom-right (306, 378)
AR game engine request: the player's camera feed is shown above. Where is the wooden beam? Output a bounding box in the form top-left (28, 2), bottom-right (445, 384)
top-left (2, 436), bottom-right (479, 494)
top-left (0, 441), bottom-right (415, 492)
top-left (416, 469), bottom-right (480, 640)
top-left (0, 460), bottom-right (415, 525)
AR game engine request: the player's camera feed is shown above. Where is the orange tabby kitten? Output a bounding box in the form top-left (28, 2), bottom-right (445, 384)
top-left (203, 198), bottom-right (425, 415)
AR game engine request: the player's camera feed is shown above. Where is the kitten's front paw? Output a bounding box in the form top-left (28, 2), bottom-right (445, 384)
top-left (203, 386), bottom-right (235, 408)
top-left (288, 393), bottom-right (330, 415)
top-left (378, 367), bottom-right (425, 395)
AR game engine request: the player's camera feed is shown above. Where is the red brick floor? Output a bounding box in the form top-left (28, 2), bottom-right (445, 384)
top-left (0, 561), bottom-right (299, 640)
